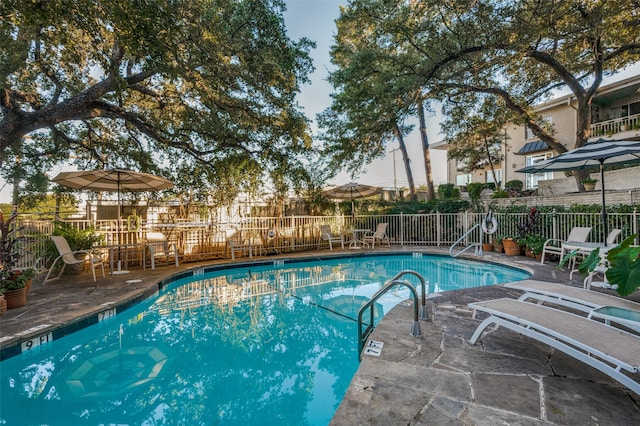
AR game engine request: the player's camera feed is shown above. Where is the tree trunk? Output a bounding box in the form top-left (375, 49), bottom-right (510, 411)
top-left (483, 136), bottom-right (499, 187)
top-left (417, 100), bottom-right (436, 200)
top-left (394, 123), bottom-right (416, 201)
top-left (573, 97), bottom-right (594, 191)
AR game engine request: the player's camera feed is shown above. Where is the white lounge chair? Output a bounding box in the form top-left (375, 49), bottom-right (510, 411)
top-left (469, 298), bottom-right (640, 395)
top-left (318, 225), bottom-right (344, 251)
top-left (505, 279), bottom-right (640, 314)
top-left (44, 236), bottom-right (105, 283)
top-left (540, 226), bottom-right (591, 265)
top-left (362, 223), bottom-right (390, 248)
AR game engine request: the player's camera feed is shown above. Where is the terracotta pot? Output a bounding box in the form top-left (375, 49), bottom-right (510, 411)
top-left (0, 295), bottom-right (6, 316)
top-left (4, 287), bottom-right (27, 309)
top-left (503, 238), bottom-right (521, 256)
top-left (482, 243), bottom-right (494, 252)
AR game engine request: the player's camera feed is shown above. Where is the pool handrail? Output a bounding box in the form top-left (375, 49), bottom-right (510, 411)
top-left (357, 277), bottom-right (423, 360)
top-left (388, 270), bottom-right (429, 321)
top-left (450, 223), bottom-right (482, 257)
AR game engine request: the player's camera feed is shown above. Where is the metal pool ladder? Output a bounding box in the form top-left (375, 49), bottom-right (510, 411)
top-left (450, 223), bottom-right (482, 257)
top-left (357, 270), bottom-right (429, 360)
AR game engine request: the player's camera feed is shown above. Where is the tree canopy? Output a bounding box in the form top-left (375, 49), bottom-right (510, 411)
top-left (325, 0), bottom-right (640, 190)
top-left (0, 0), bottom-right (315, 204)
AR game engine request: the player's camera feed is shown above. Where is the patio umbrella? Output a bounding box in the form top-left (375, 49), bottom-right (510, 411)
top-left (517, 138), bottom-right (640, 244)
top-left (323, 182), bottom-right (382, 216)
top-left (52, 169), bottom-right (174, 272)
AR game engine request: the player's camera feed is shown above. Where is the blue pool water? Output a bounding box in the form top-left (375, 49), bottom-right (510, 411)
top-left (0, 254), bottom-right (528, 425)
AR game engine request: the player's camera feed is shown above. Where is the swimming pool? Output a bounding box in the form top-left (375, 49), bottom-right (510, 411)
top-left (0, 254), bottom-right (528, 425)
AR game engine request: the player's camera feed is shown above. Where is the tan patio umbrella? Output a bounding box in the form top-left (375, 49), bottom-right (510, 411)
top-left (322, 182), bottom-right (382, 216)
top-left (52, 169), bottom-right (174, 272)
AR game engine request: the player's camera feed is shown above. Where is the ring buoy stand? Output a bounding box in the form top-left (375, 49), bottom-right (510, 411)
top-left (482, 215), bottom-right (498, 235)
top-left (127, 214), bottom-right (141, 231)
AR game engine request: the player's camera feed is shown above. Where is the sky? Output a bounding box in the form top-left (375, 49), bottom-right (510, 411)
top-left (282, 0), bottom-right (448, 191)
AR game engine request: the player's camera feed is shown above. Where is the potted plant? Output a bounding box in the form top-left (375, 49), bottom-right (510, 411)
top-left (502, 236), bottom-right (521, 256)
top-left (581, 177), bottom-right (597, 191)
top-left (493, 235), bottom-right (505, 253)
top-left (0, 289), bottom-right (6, 316)
top-left (518, 233), bottom-right (546, 260)
top-left (0, 269), bottom-right (34, 309)
top-left (0, 208), bottom-right (35, 308)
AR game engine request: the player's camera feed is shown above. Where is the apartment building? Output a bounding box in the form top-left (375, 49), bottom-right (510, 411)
top-left (433, 75), bottom-right (640, 190)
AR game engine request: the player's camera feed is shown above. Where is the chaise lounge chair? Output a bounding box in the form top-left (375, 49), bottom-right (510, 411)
top-left (468, 298), bottom-right (640, 395)
top-left (505, 279), bottom-right (640, 314)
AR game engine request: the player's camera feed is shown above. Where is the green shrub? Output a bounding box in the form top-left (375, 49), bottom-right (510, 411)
top-left (505, 180), bottom-right (523, 191)
top-left (491, 189), bottom-right (510, 198)
top-left (466, 183), bottom-right (485, 200)
top-left (437, 184), bottom-right (460, 200)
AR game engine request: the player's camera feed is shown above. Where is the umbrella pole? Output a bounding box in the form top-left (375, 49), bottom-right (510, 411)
top-left (113, 173), bottom-right (130, 274)
top-left (600, 160), bottom-right (608, 246)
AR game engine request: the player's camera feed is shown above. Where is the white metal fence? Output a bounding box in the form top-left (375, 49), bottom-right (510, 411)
top-left (13, 209), bottom-right (640, 270)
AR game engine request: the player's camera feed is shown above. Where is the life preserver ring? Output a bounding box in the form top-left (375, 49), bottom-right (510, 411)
top-left (127, 214), bottom-right (141, 231)
top-left (482, 216), bottom-right (498, 235)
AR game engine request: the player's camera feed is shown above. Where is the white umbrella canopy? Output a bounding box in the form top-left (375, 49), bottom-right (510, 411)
top-left (52, 169), bottom-right (174, 272)
top-left (323, 182), bottom-right (382, 200)
top-left (323, 182), bottom-right (382, 216)
top-left (52, 169), bottom-right (174, 193)
top-left (517, 138), bottom-right (640, 244)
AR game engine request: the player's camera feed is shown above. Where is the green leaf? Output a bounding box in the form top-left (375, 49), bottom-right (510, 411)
top-left (578, 249), bottom-right (601, 275)
top-left (597, 235), bottom-right (640, 296)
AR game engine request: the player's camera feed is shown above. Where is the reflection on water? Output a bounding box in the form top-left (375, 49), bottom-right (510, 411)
top-left (0, 254), bottom-right (528, 425)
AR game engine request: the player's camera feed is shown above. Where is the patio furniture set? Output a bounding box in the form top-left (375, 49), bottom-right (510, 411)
top-left (318, 223), bottom-right (391, 251)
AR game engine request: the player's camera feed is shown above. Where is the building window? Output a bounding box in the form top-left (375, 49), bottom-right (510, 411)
top-left (525, 116), bottom-right (553, 140)
top-left (525, 152), bottom-right (553, 189)
top-left (456, 174), bottom-right (471, 186)
top-left (485, 169), bottom-right (502, 187)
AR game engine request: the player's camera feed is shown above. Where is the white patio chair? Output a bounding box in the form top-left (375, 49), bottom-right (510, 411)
top-left (362, 223), bottom-right (390, 248)
top-left (318, 225), bottom-right (344, 251)
top-left (540, 226), bottom-right (591, 264)
top-left (144, 232), bottom-right (179, 269)
top-left (227, 231), bottom-right (253, 259)
top-left (44, 236), bottom-right (105, 283)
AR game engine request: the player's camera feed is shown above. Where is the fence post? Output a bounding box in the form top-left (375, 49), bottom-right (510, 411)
top-left (633, 207), bottom-right (640, 244)
top-left (436, 211), bottom-right (441, 246)
top-left (552, 211), bottom-right (557, 241)
top-left (400, 212), bottom-right (404, 247)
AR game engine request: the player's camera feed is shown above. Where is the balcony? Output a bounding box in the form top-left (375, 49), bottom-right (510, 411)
top-left (590, 113), bottom-right (640, 139)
